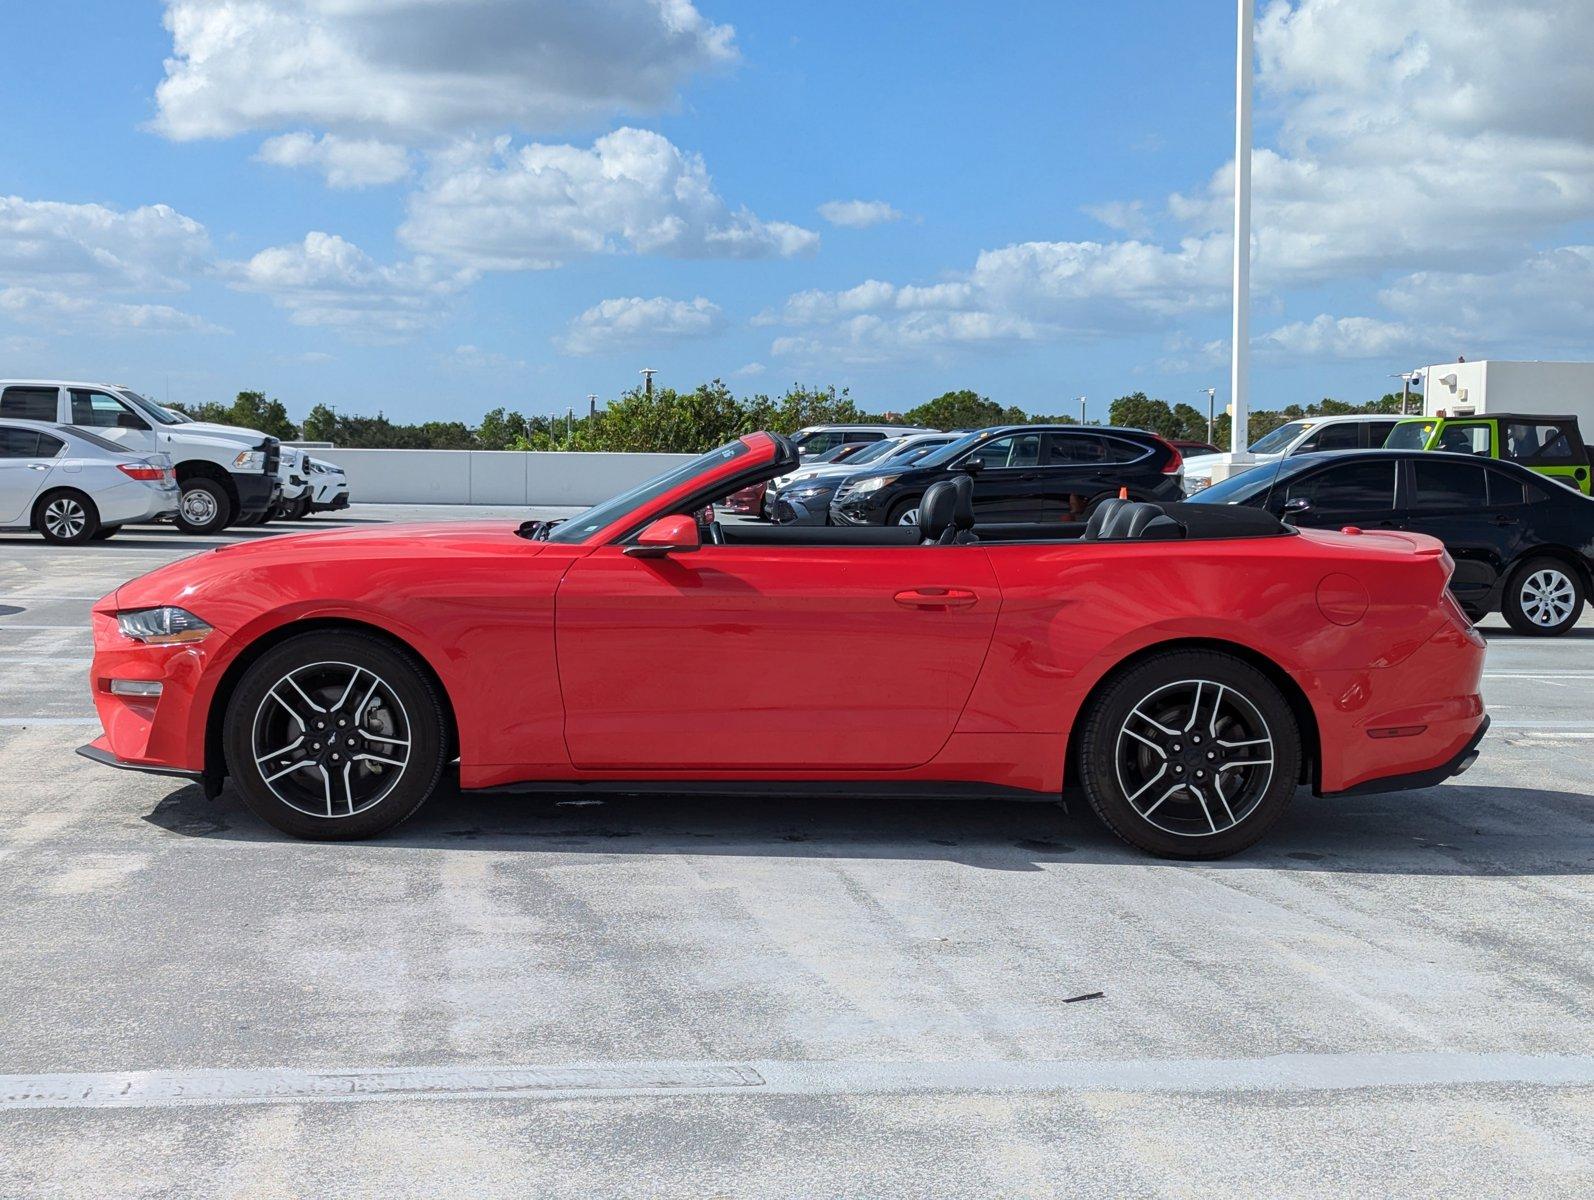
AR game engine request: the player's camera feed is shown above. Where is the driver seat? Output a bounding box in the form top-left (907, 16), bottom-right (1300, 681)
top-left (917, 480), bottom-right (959, 544)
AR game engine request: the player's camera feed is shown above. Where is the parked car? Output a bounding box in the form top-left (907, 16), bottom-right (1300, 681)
top-left (1190, 448), bottom-right (1594, 635)
top-left (770, 433), bottom-right (960, 524)
top-left (830, 425), bottom-right (1185, 526)
top-left (301, 457), bottom-right (351, 516)
top-left (1384, 413), bottom-right (1591, 495)
top-left (1183, 414), bottom-right (1403, 493)
top-left (79, 430), bottom-right (1488, 859)
top-left (0, 380), bottom-right (279, 534)
top-left (0, 419), bottom-right (178, 544)
top-left (1173, 438), bottom-right (1223, 457)
top-left (267, 447), bottom-right (312, 522)
top-left (789, 422), bottom-right (937, 459)
top-left (721, 441), bottom-right (871, 516)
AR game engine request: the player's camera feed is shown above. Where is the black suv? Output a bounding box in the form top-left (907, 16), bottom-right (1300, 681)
top-left (828, 425), bottom-right (1185, 526)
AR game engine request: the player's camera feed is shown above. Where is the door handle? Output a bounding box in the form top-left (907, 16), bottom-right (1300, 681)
top-left (27, 464), bottom-right (49, 471)
top-left (894, 587), bottom-right (978, 609)
top-left (1491, 514), bottom-right (1515, 526)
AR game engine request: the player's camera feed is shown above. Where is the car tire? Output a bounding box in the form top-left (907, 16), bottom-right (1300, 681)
top-left (92, 526), bottom-right (121, 540)
top-left (887, 497), bottom-right (921, 526)
top-left (176, 478), bottom-right (233, 535)
top-left (1076, 649), bottom-right (1301, 860)
top-left (1502, 557), bottom-right (1585, 636)
top-left (224, 631), bottom-right (448, 840)
top-left (34, 490), bottom-right (101, 545)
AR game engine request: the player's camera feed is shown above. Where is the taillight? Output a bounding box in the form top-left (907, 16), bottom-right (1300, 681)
top-left (1154, 437), bottom-right (1183, 475)
top-left (117, 463), bottom-right (167, 482)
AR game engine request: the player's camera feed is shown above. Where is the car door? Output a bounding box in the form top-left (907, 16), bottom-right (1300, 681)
top-left (67, 389), bottom-right (156, 454)
top-left (1399, 458), bottom-right (1500, 611)
top-left (555, 542), bottom-right (1001, 770)
top-left (0, 426), bottom-right (62, 525)
top-left (1272, 458), bottom-right (1400, 530)
top-left (961, 432), bottom-right (1048, 520)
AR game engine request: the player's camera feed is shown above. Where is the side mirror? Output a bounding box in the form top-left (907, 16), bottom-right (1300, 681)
top-left (1281, 496), bottom-right (1311, 524)
top-left (624, 514), bottom-right (702, 558)
top-left (116, 412), bottom-right (147, 430)
top-left (959, 458), bottom-right (985, 474)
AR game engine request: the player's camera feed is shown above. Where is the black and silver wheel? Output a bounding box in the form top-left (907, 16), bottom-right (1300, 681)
top-left (1503, 558), bottom-right (1584, 636)
top-left (176, 478), bottom-right (233, 535)
top-left (34, 490), bottom-right (100, 545)
top-left (224, 632), bottom-right (447, 839)
top-left (1077, 650), bottom-right (1301, 859)
top-left (888, 498), bottom-right (921, 526)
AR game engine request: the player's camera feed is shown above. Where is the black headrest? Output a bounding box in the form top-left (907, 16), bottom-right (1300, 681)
top-left (1084, 497), bottom-right (1127, 540)
top-left (918, 480), bottom-right (959, 544)
top-left (1088, 500), bottom-right (1185, 541)
top-left (949, 473), bottom-right (976, 543)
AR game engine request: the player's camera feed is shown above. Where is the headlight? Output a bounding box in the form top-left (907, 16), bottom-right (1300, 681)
top-left (232, 449), bottom-right (266, 471)
top-left (117, 607), bottom-right (213, 645)
top-left (788, 484), bottom-right (832, 501)
top-left (1185, 478), bottom-right (1211, 494)
top-left (849, 474), bottom-right (899, 495)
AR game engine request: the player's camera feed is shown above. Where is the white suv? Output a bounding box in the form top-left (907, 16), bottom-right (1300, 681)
top-left (1182, 414), bottom-right (1404, 493)
top-left (0, 380), bottom-right (279, 534)
top-left (789, 423), bottom-right (939, 459)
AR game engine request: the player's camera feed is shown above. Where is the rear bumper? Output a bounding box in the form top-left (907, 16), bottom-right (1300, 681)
top-left (1326, 715), bottom-right (1489, 796)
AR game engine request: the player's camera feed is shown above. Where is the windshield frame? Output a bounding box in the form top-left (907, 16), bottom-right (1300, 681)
top-left (1247, 420), bottom-right (1313, 456)
top-left (116, 389), bottom-right (190, 426)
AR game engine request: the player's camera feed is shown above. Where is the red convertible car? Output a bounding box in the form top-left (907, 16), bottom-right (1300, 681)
top-left (80, 432), bottom-right (1488, 859)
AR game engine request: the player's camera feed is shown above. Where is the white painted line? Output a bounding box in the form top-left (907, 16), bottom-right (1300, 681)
top-left (1488, 720), bottom-right (1594, 731)
top-left (0, 624), bottom-right (87, 631)
top-left (1, 1053), bottom-right (1589, 1111)
top-left (0, 594), bottom-right (102, 602)
top-left (0, 657), bottom-right (91, 666)
top-left (0, 717), bottom-right (99, 727)
top-left (1484, 672), bottom-right (1594, 680)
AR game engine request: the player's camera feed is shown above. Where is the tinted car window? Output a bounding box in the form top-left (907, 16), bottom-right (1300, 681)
top-left (1485, 468), bottom-right (1529, 507)
top-left (842, 431), bottom-right (886, 444)
top-left (0, 387), bottom-right (58, 421)
top-left (967, 433), bottom-right (1040, 469)
top-left (1300, 423), bottom-right (1362, 452)
top-left (1504, 420), bottom-right (1579, 465)
top-left (70, 389), bottom-right (143, 428)
top-left (794, 431), bottom-right (843, 456)
top-left (0, 427), bottom-right (50, 457)
top-left (1412, 460), bottom-right (1488, 509)
top-left (1286, 461), bottom-right (1396, 510)
top-left (1362, 421), bottom-right (1399, 446)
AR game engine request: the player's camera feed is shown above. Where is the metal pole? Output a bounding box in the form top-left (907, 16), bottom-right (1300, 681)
top-left (588, 393), bottom-right (598, 419)
top-left (640, 368), bottom-right (657, 398)
top-left (1230, 0), bottom-right (1254, 457)
top-left (1203, 387), bottom-right (1216, 443)
top-left (1078, 396), bottom-right (1086, 424)
top-left (567, 407), bottom-right (574, 448)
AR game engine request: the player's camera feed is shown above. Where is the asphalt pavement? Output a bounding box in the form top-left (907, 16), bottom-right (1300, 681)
top-left (0, 505), bottom-right (1589, 1198)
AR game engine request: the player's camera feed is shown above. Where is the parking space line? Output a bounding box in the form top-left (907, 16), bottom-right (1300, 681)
top-left (0, 657), bottom-right (92, 666)
top-left (2, 1052), bottom-right (1589, 1111)
top-left (0, 594), bottom-right (103, 602)
top-left (0, 717), bottom-right (99, 727)
top-left (0, 625), bottom-right (87, 631)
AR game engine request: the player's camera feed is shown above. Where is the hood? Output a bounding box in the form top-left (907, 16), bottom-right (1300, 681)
top-left (112, 521), bottom-right (536, 616)
top-left (167, 420), bottom-right (269, 444)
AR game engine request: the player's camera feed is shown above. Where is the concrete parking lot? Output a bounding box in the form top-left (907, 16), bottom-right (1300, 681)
top-left (1, 506), bottom-right (1590, 1198)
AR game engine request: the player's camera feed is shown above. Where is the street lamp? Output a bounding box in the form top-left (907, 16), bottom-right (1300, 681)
top-left (1230, 0), bottom-right (1254, 459)
top-left (1201, 387), bottom-right (1217, 443)
top-left (639, 368), bottom-right (657, 398)
top-left (1076, 395), bottom-right (1087, 424)
top-left (1389, 370), bottom-right (1422, 416)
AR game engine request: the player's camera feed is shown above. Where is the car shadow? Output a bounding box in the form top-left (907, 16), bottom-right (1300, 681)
top-left (142, 781), bottom-right (1592, 877)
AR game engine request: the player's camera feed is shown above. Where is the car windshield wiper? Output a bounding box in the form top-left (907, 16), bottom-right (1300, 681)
top-left (515, 517), bottom-right (566, 541)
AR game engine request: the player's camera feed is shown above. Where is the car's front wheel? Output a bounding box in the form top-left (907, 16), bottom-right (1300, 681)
top-left (888, 497), bottom-right (921, 526)
top-left (1076, 650), bottom-right (1301, 859)
top-left (223, 631), bottom-right (448, 839)
top-left (1502, 557), bottom-right (1584, 636)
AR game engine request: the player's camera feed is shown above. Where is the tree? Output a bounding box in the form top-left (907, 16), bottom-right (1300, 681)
top-left (228, 391), bottom-right (298, 441)
top-left (904, 390), bottom-right (1009, 430)
top-left (1108, 393), bottom-right (1182, 438)
top-left (576, 381), bottom-right (751, 453)
top-left (301, 404), bottom-right (339, 444)
top-left (477, 407), bottom-right (532, 451)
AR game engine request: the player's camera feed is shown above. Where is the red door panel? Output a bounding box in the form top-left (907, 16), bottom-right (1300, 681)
top-left (556, 546), bottom-right (1001, 770)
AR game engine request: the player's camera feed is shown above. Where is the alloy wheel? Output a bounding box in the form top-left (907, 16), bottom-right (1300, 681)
top-left (43, 498), bottom-right (87, 540)
top-left (896, 508), bottom-right (920, 526)
top-left (1113, 678), bottom-right (1275, 838)
top-left (1520, 568), bottom-right (1576, 627)
top-left (251, 661), bottom-right (412, 818)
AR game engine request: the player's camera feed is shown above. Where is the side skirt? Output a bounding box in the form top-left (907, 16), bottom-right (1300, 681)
top-left (468, 778), bottom-right (1060, 803)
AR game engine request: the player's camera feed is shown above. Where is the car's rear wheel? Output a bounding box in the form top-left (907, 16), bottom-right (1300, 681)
top-left (223, 632), bottom-right (447, 839)
top-left (1076, 650), bottom-right (1300, 859)
top-left (176, 478), bottom-right (233, 535)
top-left (34, 490), bottom-right (100, 545)
top-left (1502, 557), bottom-right (1584, 636)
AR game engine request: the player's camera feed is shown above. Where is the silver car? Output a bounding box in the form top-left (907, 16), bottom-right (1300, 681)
top-left (0, 420), bottom-right (179, 544)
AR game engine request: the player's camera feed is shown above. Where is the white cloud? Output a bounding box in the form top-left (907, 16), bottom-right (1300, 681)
top-left (229, 231), bottom-right (476, 341)
top-left (443, 343), bottom-right (529, 372)
top-left (400, 128), bottom-right (818, 269)
top-left (0, 195), bottom-right (210, 291)
top-left (0, 288), bottom-right (226, 335)
top-left (732, 360), bottom-right (765, 377)
top-left (153, 0), bottom-right (737, 142)
top-left (1380, 245), bottom-right (1594, 353)
top-left (817, 199), bottom-right (903, 229)
top-left (558, 295), bottom-right (723, 355)
top-left (1253, 314), bottom-right (1435, 360)
top-left (1083, 200), bottom-right (1152, 239)
top-left (256, 132), bottom-right (410, 188)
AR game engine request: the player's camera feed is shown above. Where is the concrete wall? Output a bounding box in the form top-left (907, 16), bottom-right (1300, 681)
top-left (1420, 360), bottom-right (1594, 424)
top-left (300, 448), bottom-right (695, 506)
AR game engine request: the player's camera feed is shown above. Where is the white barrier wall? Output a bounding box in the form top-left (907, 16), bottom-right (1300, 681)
top-left (301, 448), bottom-right (696, 506)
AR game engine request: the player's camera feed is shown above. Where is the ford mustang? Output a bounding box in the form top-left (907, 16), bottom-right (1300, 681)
top-left (79, 432), bottom-right (1489, 859)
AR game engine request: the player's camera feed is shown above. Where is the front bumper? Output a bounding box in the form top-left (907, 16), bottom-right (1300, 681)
top-left (234, 471), bottom-right (278, 518)
top-left (772, 491), bottom-right (835, 524)
top-left (76, 740), bottom-right (201, 783)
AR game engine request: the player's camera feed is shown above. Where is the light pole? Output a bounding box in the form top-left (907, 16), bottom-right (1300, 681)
top-left (1201, 387), bottom-right (1217, 443)
top-left (1389, 371), bottom-right (1421, 415)
top-left (639, 368), bottom-right (657, 398)
top-left (588, 393), bottom-right (598, 419)
top-left (1076, 395), bottom-right (1087, 425)
top-left (566, 406), bottom-right (574, 448)
top-left (1230, 0), bottom-right (1254, 458)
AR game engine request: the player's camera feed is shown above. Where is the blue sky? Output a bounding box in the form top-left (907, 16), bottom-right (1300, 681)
top-left (3, 1), bottom-right (1592, 423)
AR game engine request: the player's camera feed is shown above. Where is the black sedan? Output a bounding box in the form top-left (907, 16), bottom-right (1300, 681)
top-left (828, 425), bottom-right (1186, 527)
top-left (1192, 449), bottom-right (1594, 636)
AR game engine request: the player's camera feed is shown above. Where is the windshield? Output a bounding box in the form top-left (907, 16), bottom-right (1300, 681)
top-left (914, 428), bottom-right (999, 469)
top-left (1188, 459), bottom-right (1311, 505)
top-left (842, 438), bottom-right (903, 466)
top-left (545, 439), bottom-right (751, 543)
top-left (1248, 420), bottom-right (1313, 455)
top-left (1385, 420), bottom-right (1435, 450)
top-left (117, 390), bottom-right (189, 426)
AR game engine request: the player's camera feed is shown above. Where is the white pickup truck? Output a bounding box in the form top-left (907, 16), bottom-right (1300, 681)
top-left (0, 380), bottom-right (280, 534)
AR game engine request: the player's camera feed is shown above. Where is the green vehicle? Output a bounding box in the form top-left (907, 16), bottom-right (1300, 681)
top-left (1384, 413), bottom-right (1592, 495)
